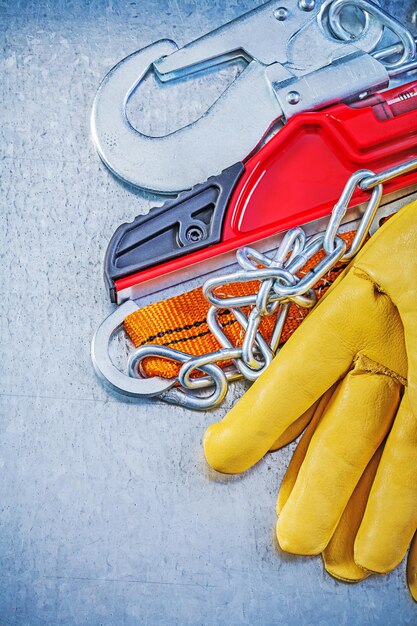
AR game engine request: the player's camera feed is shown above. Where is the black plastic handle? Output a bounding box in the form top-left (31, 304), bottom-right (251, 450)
top-left (104, 162), bottom-right (244, 301)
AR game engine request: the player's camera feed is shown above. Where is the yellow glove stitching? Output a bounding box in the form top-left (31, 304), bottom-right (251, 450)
top-left (352, 267), bottom-right (388, 296)
top-left (353, 353), bottom-right (407, 386)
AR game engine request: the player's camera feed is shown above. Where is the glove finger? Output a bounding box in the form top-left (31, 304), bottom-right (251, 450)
top-left (354, 390), bottom-right (417, 574)
top-left (276, 361), bottom-right (401, 555)
top-left (269, 397), bottom-right (321, 452)
top-left (276, 386), bottom-right (336, 513)
top-left (322, 445), bottom-right (383, 582)
top-left (204, 270), bottom-right (405, 475)
top-left (351, 200), bottom-right (417, 422)
top-left (407, 531), bottom-right (417, 602)
top-left (204, 273), bottom-right (373, 474)
top-left (404, 316), bottom-right (417, 424)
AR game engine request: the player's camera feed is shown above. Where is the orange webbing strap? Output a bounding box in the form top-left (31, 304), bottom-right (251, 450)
top-left (124, 231), bottom-right (356, 379)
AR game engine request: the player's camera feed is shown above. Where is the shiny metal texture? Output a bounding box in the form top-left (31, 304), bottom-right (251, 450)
top-left (92, 157), bottom-right (417, 410)
top-left (323, 169), bottom-right (383, 259)
top-left (360, 157), bottom-right (417, 189)
top-left (91, 0), bottom-right (405, 193)
top-left (129, 345), bottom-right (230, 410)
top-left (373, 36), bottom-right (417, 76)
top-left (91, 300), bottom-right (176, 397)
top-left (124, 229), bottom-right (346, 411)
top-left (3, 1), bottom-right (417, 623)
top-left (328, 0), bottom-right (416, 68)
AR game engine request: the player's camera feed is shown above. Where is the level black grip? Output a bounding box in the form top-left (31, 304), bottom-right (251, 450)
top-left (104, 162), bottom-right (244, 302)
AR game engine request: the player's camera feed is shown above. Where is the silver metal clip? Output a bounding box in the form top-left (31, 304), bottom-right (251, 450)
top-left (90, 0), bottom-right (405, 194)
top-left (91, 157), bottom-right (417, 410)
top-left (91, 300), bottom-right (176, 397)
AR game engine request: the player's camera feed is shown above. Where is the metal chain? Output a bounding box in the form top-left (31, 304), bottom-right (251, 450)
top-left (129, 157), bottom-right (417, 410)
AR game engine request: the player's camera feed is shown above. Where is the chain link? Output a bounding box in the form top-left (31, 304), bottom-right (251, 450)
top-left (129, 157), bottom-right (417, 410)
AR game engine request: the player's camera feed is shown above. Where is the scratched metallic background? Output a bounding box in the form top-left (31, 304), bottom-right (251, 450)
top-left (1, 1), bottom-right (416, 624)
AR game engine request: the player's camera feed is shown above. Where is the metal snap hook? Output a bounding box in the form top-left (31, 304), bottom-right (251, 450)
top-left (91, 36), bottom-right (283, 194)
top-left (91, 300), bottom-right (176, 397)
top-left (328, 0), bottom-right (416, 69)
top-left (91, 0), bottom-right (387, 194)
top-left (91, 37), bottom-right (282, 194)
top-left (315, 0), bottom-right (383, 51)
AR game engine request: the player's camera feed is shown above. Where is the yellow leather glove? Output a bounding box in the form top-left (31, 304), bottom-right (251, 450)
top-left (277, 386), bottom-right (417, 597)
top-left (204, 200), bottom-right (417, 593)
top-left (408, 532), bottom-right (417, 601)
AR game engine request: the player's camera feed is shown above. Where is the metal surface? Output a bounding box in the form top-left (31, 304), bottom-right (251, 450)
top-left (92, 0), bottom-right (394, 193)
top-left (323, 169), bottom-right (383, 258)
top-left (104, 76), bottom-right (417, 305)
top-left (93, 158), bottom-right (416, 409)
top-left (328, 0), bottom-right (416, 68)
top-left (361, 156), bottom-right (417, 188)
top-left (1, 0), bottom-right (417, 624)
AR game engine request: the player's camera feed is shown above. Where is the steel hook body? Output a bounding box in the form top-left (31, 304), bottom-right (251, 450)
top-left (91, 300), bottom-right (175, 397)
top-left (91, 0), bottom-right (388, 194)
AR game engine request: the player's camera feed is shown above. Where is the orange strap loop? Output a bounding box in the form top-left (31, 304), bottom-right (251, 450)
top-left (124, 232), bottom-right (356, 379)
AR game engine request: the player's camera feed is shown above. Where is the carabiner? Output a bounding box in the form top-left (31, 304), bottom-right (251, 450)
top-left (91, 0), bottom-right (387, 194)
top-left (91, 300), bottom-right (176, 397)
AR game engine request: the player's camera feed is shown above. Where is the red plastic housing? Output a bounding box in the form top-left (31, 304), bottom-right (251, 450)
top-left (115, 81), bottom-right (417, 301)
